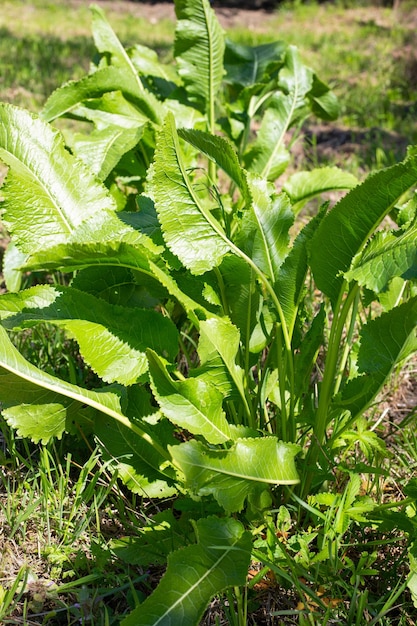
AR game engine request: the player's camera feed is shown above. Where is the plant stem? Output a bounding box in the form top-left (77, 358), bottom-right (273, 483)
top-left (334, 288), bottom-right (360, 395)
top-left (301, 283), bottom-right (358, 497)
top-left (276, 325), bottom-right (288, 441)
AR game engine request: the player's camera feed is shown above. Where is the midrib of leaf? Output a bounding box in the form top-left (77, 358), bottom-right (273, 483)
top-left (250, 53), bottom-right (259, 86)
top-left (261, 85), bottom-right (297, 181)
top-left (204, 0), bottom-right (216, 134)
top-left (251, 188), bottom-right (275, 281)
top-left (0, 148), bottom-right (73, 236)
top-left (151, 537), bottom-right (245, 626)
top-left (180, 456), bottom-right (291, 484)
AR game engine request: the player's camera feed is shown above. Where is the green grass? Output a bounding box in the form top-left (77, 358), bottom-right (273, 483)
top-left (0, 428), bottom-right (152, 624)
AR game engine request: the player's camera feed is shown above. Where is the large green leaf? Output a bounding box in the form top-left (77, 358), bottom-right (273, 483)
top-left (72, 125), bottom-right (144, 181)
top-left (90, 4), bottom-right (142, 82)
top-left (196, 317), bottom-right (248, 408)
top-left (128, 44), bottom-right (180, 84)
top-left (0, 324), bottom-right (171, 464)
top-left (147, 349), bottom-right (232, 444)
top-left (0, 285), bottom-right (178, 386)
top-left (240, 183), bottom-right (293, 281)
top-left (174, 0), bottom-right (225, 125)
top-left (0, 368), bottom-right (95, 444)
top-left (20, 210), bottom-right (161, 275)
top-left (95, 411), bottom-right (177, 498)
top-left (121, 516), bottom-right (251, 626)
top-left (244, 96), bottom-right (290, 181)
top-left (0, 104), bottom-right (116, 252)
top-left (170, 438), bottom-right (300, 512)
top-left (345, 223), bottom-right (417, 292)
top-left (70, 265), bottom-right (150, 308)
top-left (69, 91), bottom-right (150, 129)
top-left (336, 296), bottom-right (417, 419)
top-left (150, 114), bottom-right (231, 274)
top-left (217, 256), bottom-right (258, 348)
top-left (293, 305), bottom-right (325, 399)
top-left (245, 46), bottom-right (313, 181)
top-left (224, 39), bottom-right (286, 87)
top-left (283, 167), bottom-right (358, 213)
top-left (308, 74), bottom-right (340, 121)
top-left (309, 148), bottom-right (417, 305)
top-left (42, 67), bottom-right (162, 124)
top-left (274, 207), bottom-right (326, 334)
top-left (0, 325), bottom-right (110, 435)
top-left (178, 127), bottom-right (251, 203)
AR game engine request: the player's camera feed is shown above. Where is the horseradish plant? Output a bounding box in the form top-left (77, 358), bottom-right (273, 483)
top-left (0, 0), bottom-right (417, 622)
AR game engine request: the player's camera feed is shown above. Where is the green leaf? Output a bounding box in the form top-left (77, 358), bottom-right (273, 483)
top-left (21, 209), bottom-right (161, 274)
top-left (308, 74), bottom-right (340, 121)
top-left (128, 44), bottom-right (180, 84)
top-left (274, 207), bottom-right (326, 333)
top-left (196, 317), bottom-right (248, 405)
top-left (0, 104), bottom-right (116, 252)
top-left (150, 114), bottom-right (231, 275)
top-left (336, 296), bottom-right (417, 418)
top-left (0, 324), bottom-right (115, 436)
top-left (148, 349), bottom-right (232, 444)
top-left (174, 0), bottom-right (225, 123)
top-left (111, 510), bottom-right (193, 567)
top-left (148, 261), bottom-right (209, 328)
top-left (91, 4), bottom-right (142, 80)
top-left (278, 45), bottom-right (313, 97)
top-left (2, 242), bottom-right (26, 293)
top-left (0, 285), bottom-right (178, 386)
top-left (0, 324), bottom-right (171, 466)
top-left (283, 167), bottom-right (358, 213)
top-left (408, 541), bottom-right (417, 609)
top-left (170, 438), bottom-right (300, 512)
top-left (244, 97), bottom-right (290, 181)
top-left (0, 368), bottom-right (95, 443)
top-left (177, 128), bottom-right (251, 203)
top-left (70, 266), bottom-right (141, 307)
top-left (240, 183), bottom-right (293, 281)
top-left (72, 124), bottom-right (144, 181)
top-left (345, 223), bottom-right (417, 292)
top-left (245, 46), bottom-right (313, 181)
top-left (224, 39), bottom-right (286, 87)
top-left (69, 91), bottom-right (150, 129)
top-left (121, 516), bottom-right (251, 626)
top-left (293, 305), bottom-right (325, 399)
top-left (309, 149), bottom-right (417, 305)
top-left (42, 67), bottom-right (162, 125)
top-left (95, 411), bottom-right (177, 497)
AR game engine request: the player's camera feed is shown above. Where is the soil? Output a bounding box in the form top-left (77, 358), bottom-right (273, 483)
top-left (70, 0), bottom-right (280, 30)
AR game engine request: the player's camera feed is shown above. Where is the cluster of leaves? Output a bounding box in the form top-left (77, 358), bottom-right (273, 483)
top-left (0, 0), bottom-right (417, 622)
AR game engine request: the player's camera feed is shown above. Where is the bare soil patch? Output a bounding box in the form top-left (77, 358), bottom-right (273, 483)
top-left (69, 0), bottom-right (276, 31)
